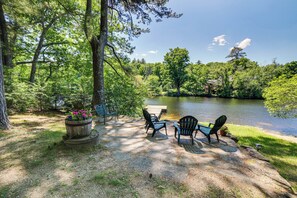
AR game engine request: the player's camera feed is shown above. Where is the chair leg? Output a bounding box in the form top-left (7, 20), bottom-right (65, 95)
top-left (165, 125), bottom-right (167, 136)
top-left (215, 133), bottom-right (219, 142)
top-left (146, 127), bottom-right (149, 134)
top-left (191, 135), bottom-right (194, 145)
top-left (178, 134), bottom-right (180, 144)
top-left (152, 129), bottom-right (156, 137)
top-left (175, 129), bottom-right (177, 138)
top-left (194, 130), bottom-right (198, 138)
top-left (207, 135), bottom-right (211, 143)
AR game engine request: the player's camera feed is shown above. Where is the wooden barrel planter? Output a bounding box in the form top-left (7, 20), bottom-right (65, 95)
top-left (65, 118), bottom-right (92, 139)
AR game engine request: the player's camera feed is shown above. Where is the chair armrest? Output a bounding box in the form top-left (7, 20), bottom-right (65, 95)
top-left (208, 123), bottom-right (214, 127)
top-left (156, 120), bottom-right (166, 124)
top-left (198, 123), bottom-right (208, 129)
top-left (173, 122), bottom-right (181, 134)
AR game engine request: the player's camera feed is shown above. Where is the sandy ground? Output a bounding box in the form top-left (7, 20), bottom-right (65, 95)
top-left (96, 118), bottom-right (295, 197)
top-left (0, 114), bottom-right (296, 197)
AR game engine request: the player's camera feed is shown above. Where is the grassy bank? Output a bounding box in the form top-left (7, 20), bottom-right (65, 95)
top-left (227, 124), bottom-right (297, 193)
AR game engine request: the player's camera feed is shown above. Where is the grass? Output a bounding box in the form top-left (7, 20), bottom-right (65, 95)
top-left (151, 177), bottom-right (189, 196)
top-left (92, 169), bottom-right (189, 197)
top-left (205, 186), bottom-right (242, 198)
top-left (0, 186), bottom-right (10, 198)
top-left (92, 169), bottom-right (139, 197)
top-left (227, 124), bottom-right (297, 193)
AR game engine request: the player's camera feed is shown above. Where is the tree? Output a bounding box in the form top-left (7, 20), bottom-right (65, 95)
top-left (0, 0), bottom-right (13, 68)
top-left (226, 46), bottom-right (246, 61)
top-left (84, 0), bottom-right (181, 105)
top-left (263, 75), bottom-right (297, 118)
top-left (284, 61), bottom-right (297, 77)
top-left (164, 47), bottom-right (190, 96)
top-left (0, 39), bottom-right (10, 129)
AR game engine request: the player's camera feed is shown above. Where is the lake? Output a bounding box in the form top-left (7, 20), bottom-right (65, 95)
top-left (145, 96), bottom-right (297, 136)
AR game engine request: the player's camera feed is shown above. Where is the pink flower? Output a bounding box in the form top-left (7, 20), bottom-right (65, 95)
top-left (82, 113), bottom-right (87, 117)
top-left (89, 113), bottom-right (92, 117)
top-left (73, 111), bottom-right (78, 115)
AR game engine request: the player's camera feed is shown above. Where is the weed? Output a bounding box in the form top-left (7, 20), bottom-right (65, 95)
top-left (0, 186), bottom-right (10, 198)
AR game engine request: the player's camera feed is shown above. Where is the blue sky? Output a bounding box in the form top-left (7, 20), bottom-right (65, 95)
top-left (129, 0), bottom-right (297, 65)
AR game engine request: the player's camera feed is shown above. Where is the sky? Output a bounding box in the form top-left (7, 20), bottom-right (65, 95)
top-left (128, 0), bottom-right (297, 65)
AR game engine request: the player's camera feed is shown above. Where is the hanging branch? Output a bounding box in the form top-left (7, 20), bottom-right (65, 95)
top-left (104, 59), bottom-right (122, 77)
top-left (106, 43), bottom-right (129, 76)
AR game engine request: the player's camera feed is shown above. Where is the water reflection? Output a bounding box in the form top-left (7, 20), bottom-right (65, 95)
top-left (146, 96), bottom-right (297, 136)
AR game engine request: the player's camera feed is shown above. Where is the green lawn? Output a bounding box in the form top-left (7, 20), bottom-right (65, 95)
top-left (227, 124), bottom-right (297, 193)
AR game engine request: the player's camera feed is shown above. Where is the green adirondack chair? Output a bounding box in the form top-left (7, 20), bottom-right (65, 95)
top-left (195, 115), bottom-right (227, 143)
top-left (174, 116), bottom-right (198, 145)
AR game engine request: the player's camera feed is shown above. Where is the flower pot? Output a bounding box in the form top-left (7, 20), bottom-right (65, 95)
top-left (219, 130), bottom-right (227, 136)
top-left (65, 118), bottom-right (92, 139)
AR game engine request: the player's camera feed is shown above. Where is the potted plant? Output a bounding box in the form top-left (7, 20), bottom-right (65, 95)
top-left (219, 125), bottom-right (229, 136)
top-left (65, 109), bottom-right (93, 139)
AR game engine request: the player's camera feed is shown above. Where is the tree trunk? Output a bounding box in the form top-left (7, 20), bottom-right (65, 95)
top-left (0, 1), bottom-right (12, 68)
top-left (177, 86), bottom-right (180, 97)
top-left (89, 0), bottom-right (108, 105)
top-left (91, 36), bottom-right (102, 105)
top-left (29, 17), bottom-right (57, 83)
top-left (0, 40), bottom-right (10, 129)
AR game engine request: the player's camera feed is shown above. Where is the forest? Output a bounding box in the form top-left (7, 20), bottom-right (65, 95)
top-left (1, 0), bottom-right (297, 130)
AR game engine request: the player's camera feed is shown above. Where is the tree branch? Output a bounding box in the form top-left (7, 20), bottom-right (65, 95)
top-left (104, 59), bottom-right (121, 77)
top-left (84, 0), bottom-right (92, 40)
top-left (106, 43), bottom-right (129, 76)
top-left (42, 42), bottom-right (69, 47)
top-left (16, 60), bottom-right (54, 65)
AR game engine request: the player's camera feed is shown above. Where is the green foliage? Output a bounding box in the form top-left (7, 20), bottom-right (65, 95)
top-left (105, 68), bottom-right (145, 116)
top-left (5, 81), bottom-right (51, 112)
top-left (263, 75), bottom-right (297, 118)
top-left (232, 67), bottom-right (262, 98)
top-left (146, 75), bottom-right (161, 96)
top-left (164, 47), bottom-right (190, 96)
top-left (284, 61), bottom-right (297, 77)
top-left (138, 57), bottom-right (293, 100)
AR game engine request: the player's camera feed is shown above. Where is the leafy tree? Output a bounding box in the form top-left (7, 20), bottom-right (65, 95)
top-left (284, 61), bottom-right (297, 77)
top-left (83, 0), bottom-right (181, 105)
top-left (164, 47), bottom-right (190, 96)
top-left (184, 63), bottom-right (209, 95)
top-left (146, 75), bottom-right (161, 96)
top-left (226, 46), bottom-right (246, 61)
top-left (263, 75), bottom-right (297, 118)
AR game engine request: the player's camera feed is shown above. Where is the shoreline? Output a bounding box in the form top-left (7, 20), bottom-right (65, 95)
top-left (226, 123), bottom-right (297, 144)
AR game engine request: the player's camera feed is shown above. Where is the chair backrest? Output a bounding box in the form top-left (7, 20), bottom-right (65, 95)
top-left (142, 109), bottom-right (154, 128)
top-left (210, 115), bottom-right (227, 134)
top-left (95, 104), bottom-right (106, 116)
top-left (179, 116), bottom-right (198, 136)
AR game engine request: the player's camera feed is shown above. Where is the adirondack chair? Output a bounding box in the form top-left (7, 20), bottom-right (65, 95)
top-left (94, 104), bottom-right (118, 124)
top-left (142, 108), bottom-right (159, 130)
top-left (173, 116), bottom-right (198, 145)
top-left (142, 109), bottom-right (167, 137)
top-left (195, 115), bottom-right (227, 143)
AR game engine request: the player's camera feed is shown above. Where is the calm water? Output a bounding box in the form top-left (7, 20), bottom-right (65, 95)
top-left (145, 96), bottom-right (297, 136)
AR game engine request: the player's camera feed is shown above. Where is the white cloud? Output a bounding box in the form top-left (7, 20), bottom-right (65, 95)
top-left (141, 53), bottom-right (147, 57)
top-left (212, 35), bottom-right (227, 46)
top-left (148, 50), bottom-right (158, 54)
top-left (237, 38), bottom-right (251, 49)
